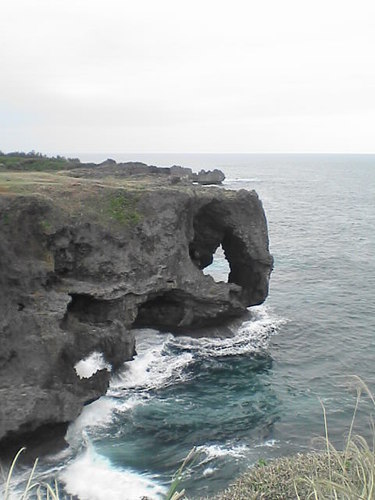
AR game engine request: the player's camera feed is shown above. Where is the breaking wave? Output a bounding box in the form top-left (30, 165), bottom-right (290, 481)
top-left (60, 444), bottom-right (166, 500)
top-left (9, 304), bottom-right (284, 500)
top-left (169, 306), bottom-right (285, 358)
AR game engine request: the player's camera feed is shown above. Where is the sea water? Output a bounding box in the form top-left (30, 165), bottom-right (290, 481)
top-left (7, 154), bottom-right (375, 499)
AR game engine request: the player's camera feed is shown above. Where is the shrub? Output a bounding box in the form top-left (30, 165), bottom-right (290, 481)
top-left (218, 377), bottom-right (375, 500)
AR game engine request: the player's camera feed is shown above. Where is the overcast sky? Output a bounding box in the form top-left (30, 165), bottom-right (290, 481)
top-left (1, 0), bottom-right (375, 154)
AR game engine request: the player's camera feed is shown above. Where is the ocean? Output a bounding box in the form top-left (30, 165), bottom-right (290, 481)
top-left (8, 154), bottom-right (375, 499)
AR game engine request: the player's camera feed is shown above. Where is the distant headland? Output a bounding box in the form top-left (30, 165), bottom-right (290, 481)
top-left (0, 151), bottom-right (272, 452)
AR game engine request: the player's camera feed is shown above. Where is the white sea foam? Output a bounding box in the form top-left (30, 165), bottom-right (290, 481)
top-left (75, 352), bottom-right (111, 379)
top-left (110, 330), bottom-right (193, 393)
top-left (4, 463), bottom-right (67, 499)
top-left (65, 395), bottom-right (145, 449)
top-left (203, 466), bottom-right (217, 477)
top-left (54, 306), bottom-right (284, 499)
top-left (197, 443), bottom-right (249, 463)
top-left (170, 305), bottom-right (285, 358)
top-left (110, 306), bottom-right (283, 394)
top-left (225, 178), bottom-right (262, 183)
top-left (65, 397), bottom-right (117, 446)
top-left (60, 446), bottom-right (166, 500)
top-left (254, 439), bottom-right (278, 448)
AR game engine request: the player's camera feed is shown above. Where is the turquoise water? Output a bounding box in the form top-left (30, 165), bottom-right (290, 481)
top-left (10, 154), bottom-right (375, 499)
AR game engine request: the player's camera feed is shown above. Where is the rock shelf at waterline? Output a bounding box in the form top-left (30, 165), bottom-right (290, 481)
top-left (0, 155), bottom-right (273, 448)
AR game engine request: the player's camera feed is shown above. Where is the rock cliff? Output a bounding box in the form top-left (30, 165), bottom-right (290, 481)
top-left (0, 166), bottom-right (272, 446)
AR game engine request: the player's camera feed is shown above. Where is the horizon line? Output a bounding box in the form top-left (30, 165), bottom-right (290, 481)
top-left (62, 151), bottom-right (375, 156)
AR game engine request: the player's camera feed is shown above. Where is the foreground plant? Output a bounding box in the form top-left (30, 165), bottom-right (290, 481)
top-left (2, 445), bottom-right (195, 500)
top-left (165, 447), bottom-right (196, 500)
top-left (295, 377), bottom-right (375, 500)
top-left (217, 377), bottom-right (375, 500)
top-left (1, 447), bottom-right (63, 500)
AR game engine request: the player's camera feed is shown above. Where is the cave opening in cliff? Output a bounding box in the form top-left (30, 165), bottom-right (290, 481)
top-left (189, 201), bottom-right (234, 284)
top-left (188, 200), bottom-right (262, 293)
top-left (133, 290), bottom-right (186, 330)
top-left (61, 293), bottom-right (124, 329)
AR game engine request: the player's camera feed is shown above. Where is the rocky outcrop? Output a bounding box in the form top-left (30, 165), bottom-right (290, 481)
top-left (192, 169), bottom-right (226, 185)
top-left (68, 160), bottom-right (225, 185)
top-left (0, 166), bottom-right (272, 446)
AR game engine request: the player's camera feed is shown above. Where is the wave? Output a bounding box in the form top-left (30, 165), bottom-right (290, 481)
top-left (109, 330), bottom-right (194, 394)
top-left (60, 444), bottom-right (166, 500)
top-left (197, 443), bottom-right (249, 462)
top-left (203, 466), bottom-right (217, 477)
top-left (169, 305), bottom-right (285, 358)
top-left (75, 352), bottom-right (111, 379)
top-left (224, 178), bottom-right (262, 183)
top-left (109, 305), bottom-right (283, 395)
top-left (65, 394), bottom-right (149, 451)
top-left (254, 439), bottom-right (279, 448)
top-left (13, 304), bottom-right (284, 499)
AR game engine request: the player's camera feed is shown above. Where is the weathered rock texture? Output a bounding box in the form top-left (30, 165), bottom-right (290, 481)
top-left (191, 168), bottom-right (226, 185)
top-left (68, 160), bottom-right (225, 184)
top-left (0, 166), bottom-right (272, 445)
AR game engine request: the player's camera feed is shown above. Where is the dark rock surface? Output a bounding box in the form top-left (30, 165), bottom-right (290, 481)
top-left (0, 166), bottom-right (272, 445)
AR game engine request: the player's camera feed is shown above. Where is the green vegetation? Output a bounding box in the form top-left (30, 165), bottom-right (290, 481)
top-left (217, 451), bottom-right (341, 499)
top-left (103, 192), bottom-right (143, 226)
top-left (166, 447), bottom-right (196, 500)
top-left (217, 377), bottom-right (375, 500)
top-left (257, 457), bottom-right (268, 468)
top-left (0, 171), bottom-right (145, 231)
top-left (39, 219), bottom-right (53, 233)
top-left (1, 212), bottom-right (10, 225)
top-left (0, 152), bottom-right (78, 172)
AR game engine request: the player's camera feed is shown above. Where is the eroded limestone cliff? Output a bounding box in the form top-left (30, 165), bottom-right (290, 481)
top-left (0, 166), bottom-right (272, 446)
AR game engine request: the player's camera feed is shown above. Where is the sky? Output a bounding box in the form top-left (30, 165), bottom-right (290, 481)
top-left (1, 0), bottom-right (375, 154)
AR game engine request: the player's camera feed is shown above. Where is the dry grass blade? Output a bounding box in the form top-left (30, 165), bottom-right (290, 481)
top-left (1, 448), bottom-right (70, 500)
top-left (4, 447), bottom-right (26, 500)
top-left (20, 457), bottom-right (39, 500)
top-left (216, 378), bottom-right (375, 500)
top-left (165, 447), bottom-right (196, 500)
top-left (319, 397), bottom-right (332, 484)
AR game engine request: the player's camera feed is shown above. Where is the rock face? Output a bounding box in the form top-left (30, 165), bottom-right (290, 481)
top-left (0, 167), bottom-right (272, 445)
top-left (192, 168), bottom-right (226, 185)
top-left (68, 160), bottom-right (225, 185)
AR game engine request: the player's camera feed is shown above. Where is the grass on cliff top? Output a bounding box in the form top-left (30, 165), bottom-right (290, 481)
top-left (0, 170), bottom-right (194, 195)
top-left (0, 167), bottom-right (204, 230)
top-left (0, 171), bottom-right (146, 228)
top-left (217, 377), bottom-right (375, 500)
top-left (217, 450), bottom-right (373, 500)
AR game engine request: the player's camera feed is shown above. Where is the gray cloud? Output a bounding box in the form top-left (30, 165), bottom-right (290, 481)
top-left (1, 0), bottom-right (375, 153)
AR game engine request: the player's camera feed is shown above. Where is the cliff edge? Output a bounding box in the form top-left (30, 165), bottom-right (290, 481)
top-left (0, 164), bottom-right (272, 445)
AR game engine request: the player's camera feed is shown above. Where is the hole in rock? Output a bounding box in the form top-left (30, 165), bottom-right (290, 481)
top-left (202, 244), bottom-right (230, 282)
top-left (189, 201), bottom-right (234, 284)
top-left (134, 290), bottom-right (186, 330)
top-left (61, 293), bottom-right (123, 327)
top-left (189, 201), bottom-right (259, 293)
